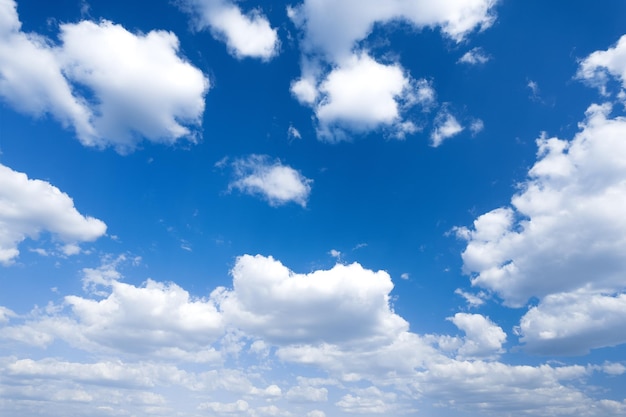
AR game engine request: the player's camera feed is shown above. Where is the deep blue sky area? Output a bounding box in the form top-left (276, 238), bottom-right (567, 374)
top-left (2, 1), bottom-right (626, 416)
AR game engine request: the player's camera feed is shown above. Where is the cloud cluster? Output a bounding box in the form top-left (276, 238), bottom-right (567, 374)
top-left (228, 155), bottom-right (312, 207)
top-left (288, 0), bottom-right (497, 141)
top-left (457, 46), bottom-right (626, 355)
top-left (2, 253), bottom-right (625, 416)
top-left (0, 0), bottom-right (208, 152)
top-left (180, 0), bottom-right (279, 60)
top-left (0, 164), bottom-right (106, 265)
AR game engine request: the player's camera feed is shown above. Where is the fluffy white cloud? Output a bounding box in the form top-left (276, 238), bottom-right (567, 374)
top-left (0, 0), bottom-right (208, 152)
top-left (288, 0), bottom-right (497, 140)
top-left (448, 313), bottom-right (506, 359)
top-left (517, 289), bottom-right (626, 355)
top-left (181, 0), bottom-right (278, 60)
top-left (229, 155), bottom-right (312, 207)
top-left (214, 254), bottom-right (408, 345)
top-left (0, 163), bottom-right (106, 265)
top-left (1, 260), bottom-right (222, 360)
top-left (289, 0), bottom-right (498, 61)
top-left (293, 54), bottom-right (435, 141)
top-left (430, 109), bottom-right (464, 146)
top-left (57, 20), bottom-right (209, 152)
top-left (0, 0), bottom-right (95, 141)
top-left (457, 103), bottom-right (626, 309)
top-left (577, 34), bottom-right (626, 97)
top-left (64, 279), bottom-right (223, 356)
top-left (458, 47), bottom-right (490, 65)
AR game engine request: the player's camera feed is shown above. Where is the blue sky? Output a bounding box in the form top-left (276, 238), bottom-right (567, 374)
top-left (1, 0), bottom-right (626, 416)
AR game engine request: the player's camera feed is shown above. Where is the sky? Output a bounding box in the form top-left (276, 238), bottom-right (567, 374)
top-left (1, 0), bottom-right (626, 416)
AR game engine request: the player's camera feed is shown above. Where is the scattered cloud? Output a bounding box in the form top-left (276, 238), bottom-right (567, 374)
top-left (287, 124), bottom-right (301, 140)
top-left (454, 288), bottom-right (486, 307)
top-left (180, 0), bottom-right (279, 60)
top-left (458, 47), bottom-right (490, 65)
top-left (430, 108), bottom-right (464, 146)
top-left (288, 0), bottom-right (498, 140)
top-left (0, 0), bottom-right (209, 152)
top-left (229, 155), bottom-right (312, 207)
top-left (0, 163), bottom-right (106, 265)
top-left (527, 79), bottom-right (541, 101)
top-left (469, 118), bottom-right (484, 135)
top-left (577, 34), bottom-right (626, 98)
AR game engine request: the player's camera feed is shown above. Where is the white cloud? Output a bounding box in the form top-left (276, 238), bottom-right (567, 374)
top-left (527, 79), bottom-right (541, 101)
top-left (285, 385), bottom-right (328, 403)
top-left (1, 259), bottom-right (223, 360)
top-left (336, 386), bottom-right (397, 414)
top-left (457, 103), bottom-right (626, 310)
top-left (0, 0), bottom-right (209, 152)
top-left (577, 34), bottom-right (626, 97)
top-left (287, 124), bottom-right (302, 140)
top-left (517, 289), bottom-right (626, 355)
top-left (229, 155), bottom-right (312, 207)
top-left (469, 118), bottom-right (484, 135)
top-left (0, 163), bottom-right (106, 265)
top-left (430, 109), bottom-right (464, 146)
top-left (458, 47), bottom-right (490, 65)
top-left (181, 0), bottom-right (278, 60)
top-left (214, 254), bottom-right (408, 345)
top-left (288, 0), bottom-right (497, 140)
top-left (315, 54), bottom-right (408, 138)
top-left (448, 313), bottom-right (506, 359)
top-left (289, 0), bottom-right (498, 62)
top-left (305, 53), bottom-right (434, 141)
top-left (57, 20), bottom-right (208, 152)
top-left (2, 252), bottom-right (626, 416)
top-left (454, 288), bottom-right (486, 308)
top-left (63, 278), bottom-right (223, 356)
top-left (0, 0), bottom-right (95, 141)
top-left (199, 400), bottom-right (250, 413)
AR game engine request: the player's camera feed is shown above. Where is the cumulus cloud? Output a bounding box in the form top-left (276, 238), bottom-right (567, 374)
top-left (2, 252), bottom-right (626, 416)
top-left (517, 290), bottom-right (626, 355)
top-left (448, 313), bottom-right (506, 359)
top-left (2, 259), bottom-right (222, 361)
top-left (457, 103), bottom-right (626, 309)
top-left (288, 0), bottom-right (497, 140)
top-left (228, 155), bottom-right (312, 207)
top-left (0, 0), bottom-right (208, 152)
top-left (458, 47), bottom-right (490, 65)
top-left (577, 34), bottom-right (626, 97)
top-left (180, 0), bottom-right (279, 60)
top-left (292, 55), bottom-right (435, 141)
top-left (0, 163), bottom-right (106, 265)
top-left (213, 254), bottom-right (408, 345)
top-left (430, 108), bottom-right (464, 146)
top-left (289, 0), bottom-right (498, 61)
